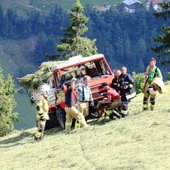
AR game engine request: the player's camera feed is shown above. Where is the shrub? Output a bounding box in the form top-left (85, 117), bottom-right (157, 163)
top-left (0, 67), bottom-right (18, 137)
top-left (167, 72), bottom-right (170, 81)
top-left (132, 72), bottom-right (145, 94)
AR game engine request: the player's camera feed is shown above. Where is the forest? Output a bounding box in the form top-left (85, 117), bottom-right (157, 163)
top-left (0, 3), bottom-right (169, 77)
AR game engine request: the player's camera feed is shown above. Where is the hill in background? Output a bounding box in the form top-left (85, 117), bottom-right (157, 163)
top-left (0, 81), bottom-right (170, 170)
top-left (0, 0), bottom-right (137, 16)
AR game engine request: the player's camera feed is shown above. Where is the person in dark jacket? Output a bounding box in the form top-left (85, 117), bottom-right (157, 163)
top-left (64, 78), bottom-right (87, 133)
top-left (119, 66), bottom-right (135, 117)
top-left (112, 69), bottom-right (121, 93)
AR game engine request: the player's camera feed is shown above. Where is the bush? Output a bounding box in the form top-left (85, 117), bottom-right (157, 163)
top-left (132, 72), bottom-right (145, 94)
top-left (167, 72), bottom-right (170, 81)
top-left (0, 67), bottom-right (18, 137)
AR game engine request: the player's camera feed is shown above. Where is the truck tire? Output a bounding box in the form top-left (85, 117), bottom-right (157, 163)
top-left (45, 111), bottom-right (59, 130)
top-left (56, 107), bottom-right (66, 129)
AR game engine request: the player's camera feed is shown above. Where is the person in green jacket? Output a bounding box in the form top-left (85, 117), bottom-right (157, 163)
top-left (142, 57), bottom-right (162, 111)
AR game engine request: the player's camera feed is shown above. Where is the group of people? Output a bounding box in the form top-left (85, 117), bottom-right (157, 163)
top-left (64, 66), bottom-right (136, 133)
top-left (99, 66), bottom-right (136, 120)
top-left (33, 57), bottom-right (163, 140)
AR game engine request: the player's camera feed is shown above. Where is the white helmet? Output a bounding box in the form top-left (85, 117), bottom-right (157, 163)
top-left (39, 83), bottom-right (50, 96)
top-left (149, 88), bottom-right (157, 96)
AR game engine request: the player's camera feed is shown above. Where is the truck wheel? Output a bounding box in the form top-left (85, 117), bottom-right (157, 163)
top-left (56, 108), bottom-right (66, 129)
top-left (45, 111), bottom-right (59, 130)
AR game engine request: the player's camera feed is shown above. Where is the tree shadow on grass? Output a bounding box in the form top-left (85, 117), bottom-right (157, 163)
top-left (0, 131), bottom-right (32, 145)
top-left (45, 127), bottom-right (63, 136)
top-left (0, 127), bottom-right (63, 147)
top-left (87, 117), bottom-right (112, 126)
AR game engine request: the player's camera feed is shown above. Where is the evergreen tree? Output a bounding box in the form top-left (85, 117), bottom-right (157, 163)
top-left (0, 67), bottom-right (18, 137)
top-left (57, 0), bottom-right (97, 59)
top-left (151, 2), bottom-right (170, 65)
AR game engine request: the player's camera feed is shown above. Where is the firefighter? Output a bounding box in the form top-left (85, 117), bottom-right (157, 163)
top-left (112, 69), bottom-right (121, 93)
top-left (64, 78), bottom-right (87, 133)
top-left (99, 82), bottom-right (121, 119)
top-left (119, 66), bottom-right (135, 117)
top-left (34, 90), bottom-right (50, 141)
top-left (142, 57), bottom-right (162, 111)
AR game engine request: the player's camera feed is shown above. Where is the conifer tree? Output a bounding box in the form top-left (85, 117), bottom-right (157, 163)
top-left (57, 0), bottom-right (97, 59)
top-left (151, 2), bottom-right (170, 65)
top-left (0, 67), bottom-right (18, 137)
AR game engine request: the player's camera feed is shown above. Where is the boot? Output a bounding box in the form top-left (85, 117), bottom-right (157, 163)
top-left (150, 104), bottom-right (155, 111)
top-left (111, 110), bottom-right (121, 119)
top-left (143, 103), bottom-right (148, 111)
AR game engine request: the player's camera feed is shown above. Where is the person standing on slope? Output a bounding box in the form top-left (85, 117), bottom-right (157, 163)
top-left (64, 78), bottom-right (87, 133)
top-left (118, 66), bottom-right (135, 117)
top-left (142, 57), bottom-right (163, 111)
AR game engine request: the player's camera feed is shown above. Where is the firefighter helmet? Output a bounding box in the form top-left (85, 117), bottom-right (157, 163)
top-left (39, 83), bottom-right (50, 97)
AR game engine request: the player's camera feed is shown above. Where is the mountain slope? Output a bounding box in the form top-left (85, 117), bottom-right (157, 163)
top-left (0, 82), bottom-right (170, 170)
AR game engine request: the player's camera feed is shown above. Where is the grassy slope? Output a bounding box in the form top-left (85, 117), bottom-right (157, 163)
top-left (0, 82), bottom-right (170, 170)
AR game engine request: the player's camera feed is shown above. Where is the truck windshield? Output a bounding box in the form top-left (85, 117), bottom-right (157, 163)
top-left (54, 59), bottom-right (111, 89)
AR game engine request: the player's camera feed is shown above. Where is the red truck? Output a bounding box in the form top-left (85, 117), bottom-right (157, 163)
top-left (43, 54), bottom-right (114, 129)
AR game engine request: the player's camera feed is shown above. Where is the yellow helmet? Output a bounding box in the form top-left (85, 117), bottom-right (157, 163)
top-left (151, 77), bottom-right (164, 94)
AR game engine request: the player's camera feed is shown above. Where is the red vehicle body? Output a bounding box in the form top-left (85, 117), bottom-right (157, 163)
top-left (46, 54), bottom-right (114, 129)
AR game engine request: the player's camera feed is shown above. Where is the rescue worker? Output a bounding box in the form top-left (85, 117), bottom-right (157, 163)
top-left (64, 78), bottom-right (87, 133)
top-left (76, 75), bottom-right (93, 118)
top-left (119, 66), bottom-right (135, 117)
top-left (34, 91), bottom-right (49, 140)
top-left (142, 57), bottom-right (162, 111)
top-left (112, 69), bottom-right (121, 93)
top-left (100, 82), bottom-right (121, 119)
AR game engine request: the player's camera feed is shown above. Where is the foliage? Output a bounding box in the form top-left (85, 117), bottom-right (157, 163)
top-left (167, 72), bottom-right (170, 80)
top-left (57, 0), bottom-right (97, 59)
top-left (19, 61), bottom-right (62, 89)
top-left (132, 72), bottom-right (145, 94)
top-left (151, 2), bottom-right (170, 65)
top-left (0, 3), bottom-right (168, 73)
top-left (0, 67), bottom-right (18, 137)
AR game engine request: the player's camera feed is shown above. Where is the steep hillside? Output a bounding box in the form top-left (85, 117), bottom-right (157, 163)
top-left (0, 82), bottom-right (170, 170)
top-left (0, 38), bottom-right (37, 78)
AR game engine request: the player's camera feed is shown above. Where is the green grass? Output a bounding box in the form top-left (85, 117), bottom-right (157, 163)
top-left (0, 81), bottom-right (170, 170)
